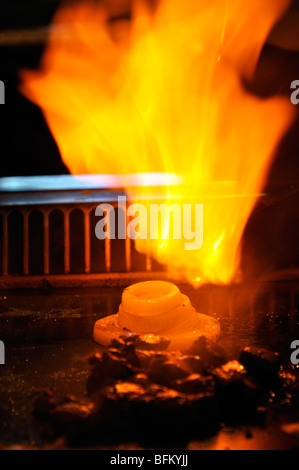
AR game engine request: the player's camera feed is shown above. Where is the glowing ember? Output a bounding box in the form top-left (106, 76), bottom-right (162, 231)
top-left (19, 0), bottom-right (294, 285)
top-left (93, 281), bottom-right (220, 349)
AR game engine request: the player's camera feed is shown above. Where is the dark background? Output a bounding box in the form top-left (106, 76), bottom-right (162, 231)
top-left (0, 0), bottom-right (299, 280)
top-left (0, 0), bottom-right (69, 176)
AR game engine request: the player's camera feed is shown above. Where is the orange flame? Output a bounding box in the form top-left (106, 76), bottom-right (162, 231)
top-left (20, 0), bottom-right (293, 285)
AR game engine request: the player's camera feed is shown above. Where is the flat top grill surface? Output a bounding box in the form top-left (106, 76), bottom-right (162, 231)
top-left (0, 281), bottom-right (298, 450)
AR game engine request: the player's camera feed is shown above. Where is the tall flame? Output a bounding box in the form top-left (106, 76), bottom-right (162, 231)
top-left (20, 0), bottom-right (293, 285)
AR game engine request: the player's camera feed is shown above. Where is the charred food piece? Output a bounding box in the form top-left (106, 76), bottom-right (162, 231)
top-left (98, 381), bottom-right (218, 445)
top-left (172, 373), bottom-right (215, 395)
top-left (111, 333), bottom-right (170, 351)
top-left (239, 346), bottom-right (281, 386)
top-left (212, 360), bottom-right (266, 422)
top-left (86, 350), bottom-right (134, 395)
top-left (187, 336), bottom-right (228, 368)
top-left (135, 334), bottom-right (171, 351)
top-left (108, 334), bottom-right (170, 367)
top-left (50, 401), bottom-right (93, 435)
top-left (177, 354), bottom-right (206, 375)
top-left (147, 356), bottom-right (189, 386)
top-left (119, 332), bottom-right (171, 351)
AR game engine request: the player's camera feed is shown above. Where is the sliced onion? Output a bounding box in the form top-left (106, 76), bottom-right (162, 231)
top-left (93, 281), bottom-right (221, 350)
top-left (118, 281), bottom-right (197, 332)
top-left (121, 281), bottom-right (182, 316)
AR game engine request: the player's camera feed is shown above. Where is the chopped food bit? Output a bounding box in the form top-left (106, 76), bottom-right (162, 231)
top-left (177, 355), bottom-right (206, 375)
top-left (172, 373), bottom-right (215, 395)
top-left (147, 357), bottom-right (189, 386)
top-left (86, 350), bottom-right (134, 395)
top-left (131, 372), bottom-right (151, 387)
top-left (50, 402), bottom-right (92, 431)
top-left (239, 346), bottom-right (281, 385)
top-left (212, 361), bottom-right (265, 422)
top-left (135, 334), bottom-right (171, 351)
top-left (187, 336), bottom-right (228, 367)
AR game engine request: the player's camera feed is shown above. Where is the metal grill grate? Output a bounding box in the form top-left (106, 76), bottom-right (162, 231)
top-left (0, 175), bottom-right (176, 288)
top-left (0, 205), bottom-right (137, 275)
top-left (2, 174), bottom-right (295, 289)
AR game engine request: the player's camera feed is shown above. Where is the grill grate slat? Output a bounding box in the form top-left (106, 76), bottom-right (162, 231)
top-left (0, 202), bottom-right (167, 287)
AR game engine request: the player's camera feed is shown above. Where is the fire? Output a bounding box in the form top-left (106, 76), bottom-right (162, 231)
top-left (20, 0), bottom-right (293, 285)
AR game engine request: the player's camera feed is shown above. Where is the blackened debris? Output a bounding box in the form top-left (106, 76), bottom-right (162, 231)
top-left (86, 350), bottom-right (134, 395)
top-left (212, 360), bottom-right (266, 422)
top-left (147, 357), bottom-right (189, 386)
top-left (187, 336), bottom-right (228, 368)
top-left (32, 334), bottom-right (295, 447)
top-left (50, 401), bottom-right (93, 436)
top-left (135, 334), bottom-right (171, 351)
top-left (239, 346), bottom-right (281, 386)
top-left (172, 373), bottom-right (215, 395)
top-left (177, 355), bottom-right (206, 375)
top-left (112, 333), bottom-right (171, 351)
